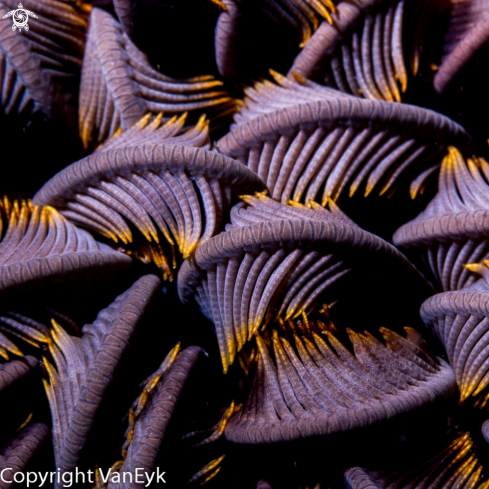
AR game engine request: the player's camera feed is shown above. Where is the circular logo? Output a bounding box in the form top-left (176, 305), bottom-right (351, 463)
top-left (12, 6), bottom-right (28, 30)
top-left (2, 3), bottom-right (37, 32)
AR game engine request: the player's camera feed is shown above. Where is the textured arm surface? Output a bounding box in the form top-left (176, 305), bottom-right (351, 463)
top-left (109, 346), bottom-right (204, 488)
top-left (288, 0), bottom-right (431, 101)
top-left (217, 74), bottom-right (471, 204)
top-left (79, 7), bottom-right (235, 149)
top-left (178, 196), bottom-right (434, 371)
top-left (0, 0), bottom-right (90, 121)
top-left (0, 423), bottom-right (49, 487)
top-left (394, 147), bottom-right (489, 291)
top-left (225, 327), bottom-right (455, 443)
top-left (0, 355), bottom-right (37, 394)
top-left (345, 433), bottom-right (488, 489)
top-left (0, 198), bottom-right (132, 293)
top-left (33, 145), bottom-right (265, 266)
top-left (43, 275), bottom-right (161, 483)
top-left (434, 1), bottom-right (489, 93)
top-left (421, 264), bottom-right (489, 404)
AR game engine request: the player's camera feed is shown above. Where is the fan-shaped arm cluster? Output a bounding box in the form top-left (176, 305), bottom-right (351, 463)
top-left (226, 193), bottom-right (357, 231)
top-left (421, 262), bottom-right (489, 403)
top-left (217, 74), bottom-right (471, 204)
top-left (79, 7), bottom-right (236, 149)
top-left (215, 0), bottom-right (335, 79)
top-left (288, 0), bottom-right (432, 102)
top-left (178, 195), bottom-right (434, 372)
top-left (0, 198), bottom-right (103, 266)
top-left (97, 113), bottom-right (211, 153)
top-left (34, 145), bottom-right (265, 279)
top-left (42, 275), bottom-right (161, 482)
top-left (394, 147), bottom-right (489, 291)
top-left (231, 72), bottom-right (350, 127)
top-left (0, 0), bottom-right (90, 119)
top-left (0, 197), bottom-right (131, 293)
top-left (225, 326), bottom-right (455, 443)
top-left (228, 0), bottom-right (335, 48)
top-left (345, 433), bottom-right (489, 489)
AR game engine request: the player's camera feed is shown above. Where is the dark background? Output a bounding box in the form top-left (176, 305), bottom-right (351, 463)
top-left (1, 1), bottom-right (489, 487)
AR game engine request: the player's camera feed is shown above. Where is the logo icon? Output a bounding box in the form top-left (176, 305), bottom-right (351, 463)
top-left (2, 3), bottom-right (38, 32)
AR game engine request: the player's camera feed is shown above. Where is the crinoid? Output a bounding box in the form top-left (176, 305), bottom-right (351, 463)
top-left (178, 193), bottom-right (434, 372)
top-left (0, 312), bottom-right (70, 429)
top-left (79, 7), bottom-right (236, 150)
top-left (112, 0), bottom-right (138, 38)
top-left (216, 73), bottom-right (471, 214)
top-left (0, 423), bottom-right (49, 482)
top-left (345, 433), bottom-right (489, 489)
top-left (214, 0), bottom-right (243, 79)
top-left (0, 355), bottom-right (37, 393)
top-left (0, 196), bottom-right (131, 293)
top-left (0, 306), bottom-right (87, 378)
top-left (288, 0), bottom-right (433, 101)
top-left (394, 147), bottom-right (489, 291)
top-left (433, 0), bottom-right (489, 94)
top-left (93, 345), bottom-right (224, 488)
top-left (37, 275), bottom-right (161, 484)
top-left (113, 347), bottom-right (204, 483)
top-left (95, 113), bottom-right (211, 153)
top-left (421, 262), bottom-right (489, 408)
top-left (33, 131), bottom-right (265, 280)
top-left (0, 0), bottom-right (90, 124)
top-left (88, 339), bottom-right (237, 488)
top-left (224, 316), bottom-right (455, 443)
top-left (214, 0), bottom-right (335, 79)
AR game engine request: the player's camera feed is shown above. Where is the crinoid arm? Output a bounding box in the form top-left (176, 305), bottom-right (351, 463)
top-left (178, 194), bottom-right (434, 372)
top-left (42, 275), bottom-right (161, 484)
top-left (421, 262), bottom-right (489, 403)
top-left (217, 73), bottom-right (471, 208)
top-left (0, 0), bottom-right (90, 121)
top-left (0, 355), bottom-right (37, 394)
top-left (110, 346), bottom-right (205, 486)
top-left (96, 113), bottom-right (212, 154)
top-left (34, 144), bottom-right (265, 280)
top-left (288, 0), bottom-right (433, 101)
top-left (0, 423), bottom-right (49, 480)
top-left (0, 197), bottom-right (132, 294)
top-left (225, 325), bottom-right (455, 443)
top-left (214, 0), bottom-right (335, 79)
top-left (434, 1), bottom-right (489, 93)
top-left (345, 433), bottom-right (488, 489)
top-left (79, 7), bottom-right (237, 150)
top-left (395, 147), bottom-right (489, 291)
